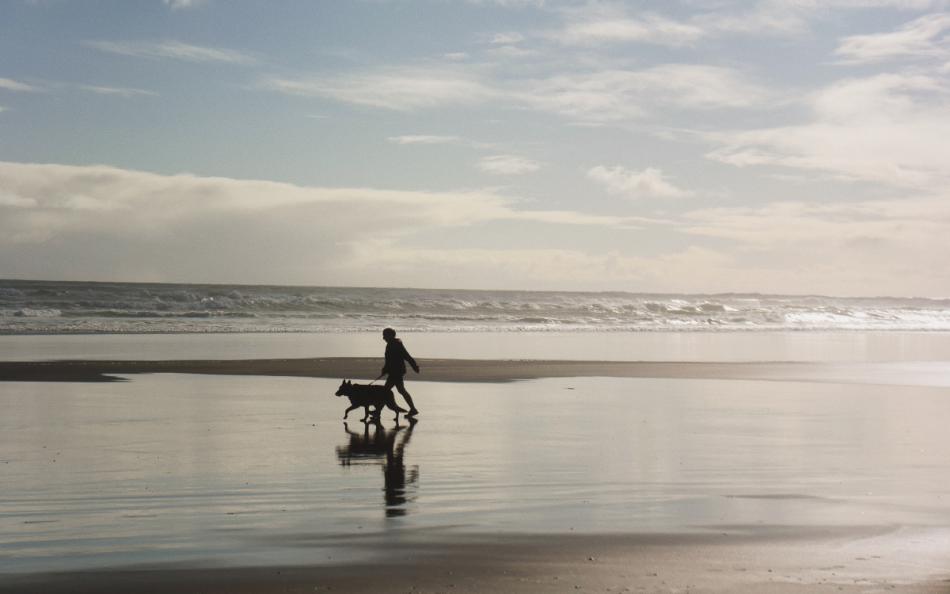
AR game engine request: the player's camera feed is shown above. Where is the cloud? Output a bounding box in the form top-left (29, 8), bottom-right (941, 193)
top-left (84, 40), bottom-right (256, 65)
top-left (520, 65), bottom-right (772, 122)
top-left (485, 44), bottom-right (541, 58)
top-left (3, 162), bottom-right (949, 294)
top-left (553, 8), bottom-right (707, 47)
top-left (550, 1), bottom-right (950, 46)
top-left (264, 61), bottom-right (771, 122)
top-left (387, 135), bottom-right (463, 145)
top-left (835, 12), bottom-right (950, 63)
top-left (477, 154), bottom-right (542, 175)
top-left (773, 0), bottom-right (950, 10)
top-left (544, 1), bottom-right (802, 47)
top-left (687, 0), bottom-right (946, 38)
top-left (588, 166), bottom-right (691, 199)
top-left (692, 4), bottom-right (811, 36)
top-left (705, 73), bottom-right (950, 189)
top-left (466, 0), bottom-right (544, 6)
top-left (489, 32), bottom-right (526, 45)
top-left (0, 161), bottom-right (678, 286)
top-left (0, 191), bottom-right (36, 208)
top-left (163, 0), bottom-right (207, 9)
top-left (0, 78), bottom-right (38, 92)
top-left (387, 134), bottom-right (501, 151)
top-left (0, 160), bottom-right (638, 249)
top-left (79, 85), bottom-right (157, 97)
top-left (262, 66), bottom-right (497, 110)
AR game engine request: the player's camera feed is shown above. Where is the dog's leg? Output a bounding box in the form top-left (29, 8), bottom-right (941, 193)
top-left (387, 399), bottom-right (405, 421)
top-left (343, 404), bottom-right (359, 419)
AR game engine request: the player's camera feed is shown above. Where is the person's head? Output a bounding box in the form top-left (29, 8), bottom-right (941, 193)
top-left (382, 327), bottom-right (396, 342)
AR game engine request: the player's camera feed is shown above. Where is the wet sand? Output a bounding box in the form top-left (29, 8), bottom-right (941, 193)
top-left (5, 527), bottom-right (949, 594)
top-left (4, 367), bottom-right (950, 592)
top-left (3, 356), bottom-right (950, 387)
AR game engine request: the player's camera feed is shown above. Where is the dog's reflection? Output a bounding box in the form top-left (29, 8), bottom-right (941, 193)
top-left (336, 419), bottom-right (418, 517)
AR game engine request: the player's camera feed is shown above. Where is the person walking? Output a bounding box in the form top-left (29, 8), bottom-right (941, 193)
top-left (381, 327), bottom-right (420, 416)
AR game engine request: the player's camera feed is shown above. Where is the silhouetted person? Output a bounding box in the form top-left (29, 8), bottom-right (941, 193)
top-left (381, 327), bottom-right (420, 416)
top-left (336, 419), bottom-right (418, 517)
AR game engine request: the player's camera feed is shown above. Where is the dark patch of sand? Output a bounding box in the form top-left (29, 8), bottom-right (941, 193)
top-left (0, 357), bottom-right (863, 384)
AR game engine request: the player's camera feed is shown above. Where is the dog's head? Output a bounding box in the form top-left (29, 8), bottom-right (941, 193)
top-left (335, 379), bottom-right (352, 397)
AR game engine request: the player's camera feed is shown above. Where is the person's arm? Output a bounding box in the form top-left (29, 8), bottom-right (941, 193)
top-left (402, 343), bottom-right (420, 373)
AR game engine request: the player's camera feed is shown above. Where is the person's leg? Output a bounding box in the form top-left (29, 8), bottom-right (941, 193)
top-left (391, 375), bottom-right (418, 415)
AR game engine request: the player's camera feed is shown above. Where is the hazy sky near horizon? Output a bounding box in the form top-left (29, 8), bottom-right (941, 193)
top-left (2, 0), bottom-right (950, 296)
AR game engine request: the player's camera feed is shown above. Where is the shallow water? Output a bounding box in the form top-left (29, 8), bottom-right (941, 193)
top-left (2, 373), bottom-right (950, 575)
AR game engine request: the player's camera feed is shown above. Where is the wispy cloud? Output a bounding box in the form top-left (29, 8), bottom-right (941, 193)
top-left (265, 62), bottom-right (771, 123)
top-left (477, 154), bottom-right (542, 175)
top-left (552, 7), bottom-right (706, 47)
top-left (466, 0), bottom-right (545, 6)
top-left (489, 32), bottom-right (526, 44)
top-left (588, 165), bottom-right (691, 199)
top-left (0, 78), bottom-right (39, 92)
top-left (262, 66), bottom-right (496, 110)
top-left (163, 0), bottom-right (207, 9)
top-left (84, 40), bottom-right (256, 65)
top-left (79, 85), bottom-right (157, 97)
top-left (387, 133), bottom-right (500, 152)
top-left (835, 12), bottom-right (950, 63)
top-left (542, 1), bottom-right (950, 49)
top-left (387, 135), bottom-right (463, 145)
top-left (520, 65), bottom-right (773, 122)
top-left (543, 1), bottom-right (802, 48)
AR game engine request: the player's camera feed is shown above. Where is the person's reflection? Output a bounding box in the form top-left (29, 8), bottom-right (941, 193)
top-left (336, 419), bottom-right (418, 517)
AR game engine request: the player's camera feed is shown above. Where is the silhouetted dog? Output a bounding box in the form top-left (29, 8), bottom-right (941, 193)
top-left (335, 379), bottom-right (406, 422)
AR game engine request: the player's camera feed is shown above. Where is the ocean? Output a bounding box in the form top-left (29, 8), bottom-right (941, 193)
top-left (2, 279), bottom-right (949, 335)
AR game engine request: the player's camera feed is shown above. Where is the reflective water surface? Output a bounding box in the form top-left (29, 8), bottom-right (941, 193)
top-left (2, 373), bottom-right (950, 574)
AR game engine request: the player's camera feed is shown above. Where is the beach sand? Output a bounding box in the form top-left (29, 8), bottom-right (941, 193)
top-left (3, 361), bottom-right (950, 592)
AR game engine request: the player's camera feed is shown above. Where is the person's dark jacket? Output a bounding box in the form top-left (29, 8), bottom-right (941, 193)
top-left (383, 339), bottom-right (418, 376)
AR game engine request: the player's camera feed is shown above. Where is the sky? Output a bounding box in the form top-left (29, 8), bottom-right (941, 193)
top-left (1, 0), bottom-right (949, 296)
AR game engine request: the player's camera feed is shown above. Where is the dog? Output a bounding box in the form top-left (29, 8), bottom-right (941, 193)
top-left (335, 379), bottom-right (407, 422)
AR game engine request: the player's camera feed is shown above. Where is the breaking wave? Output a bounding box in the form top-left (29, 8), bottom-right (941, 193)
top-left (2, 279), bottom-right (949, 334)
